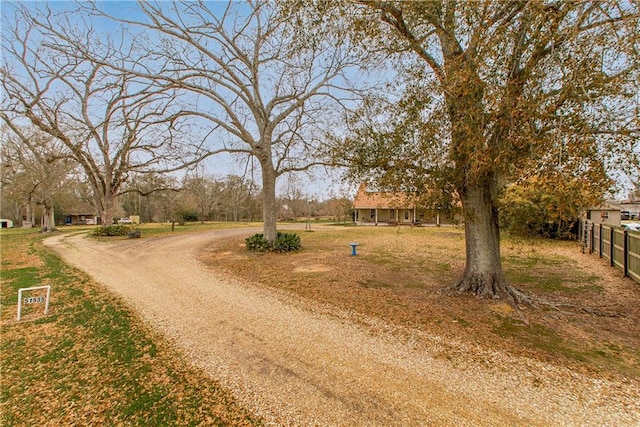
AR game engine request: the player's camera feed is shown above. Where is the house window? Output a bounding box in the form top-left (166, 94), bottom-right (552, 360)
top-left (404, 211), bottom-right (409, 220)
top-left (601, 211), bottom-right (609, 220)
top-left (370, 209), bottom-right (375, 219)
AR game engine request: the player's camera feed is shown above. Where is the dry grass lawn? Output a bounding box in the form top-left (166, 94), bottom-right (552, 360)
top-left (1, 228), bottom-right (260, 426)
top-left (203, 224), bottom-right (640, 377)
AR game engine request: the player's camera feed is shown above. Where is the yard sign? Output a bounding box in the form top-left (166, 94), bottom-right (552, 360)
top-left (17, 285), bottom-right (51, 321)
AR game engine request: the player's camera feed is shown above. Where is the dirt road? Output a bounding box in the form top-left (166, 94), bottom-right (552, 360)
top-left (44, 229), bottom-right (639, 426)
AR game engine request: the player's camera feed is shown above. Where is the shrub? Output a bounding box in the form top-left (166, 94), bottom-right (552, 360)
top-left (127, 230), bottom-right (142, 239)
top-left (245, 232), bottom-right (301, 252)
top-left (273, 232), bottom-right (301, 252)
top-left (181, 210), bottom-right (199, 222)
top-left (245, 233), bottom-right (270, 251)
top-left (93, 225), bottom-right (131, 237)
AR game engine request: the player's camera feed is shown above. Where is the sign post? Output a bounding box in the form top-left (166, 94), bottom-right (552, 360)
top-left (17, 285), bottom-right (51, 321)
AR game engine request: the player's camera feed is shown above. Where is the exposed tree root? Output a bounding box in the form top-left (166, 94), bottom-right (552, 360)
top-left (578, 307), bottom-right (622, 317)
top-left (445, 279), bottom-right (625, 317)
top-left (534, 300), bottom-right (624, 318)
top-left (444, 272), bottom-right (626, 318)
top-left (445, 273), bottom-right (533, 306)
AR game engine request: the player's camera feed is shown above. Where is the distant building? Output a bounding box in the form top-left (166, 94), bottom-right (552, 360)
top-left (352, 183), bottom-right (457, 226)
top-left (584, 202), bottom-right (621, 226)
top-left (0, 219), bottom-right (14, 228)
top-left (62, 213), bottom-right (100, 226)
top-left (618, 202), bottom-right (640, 220)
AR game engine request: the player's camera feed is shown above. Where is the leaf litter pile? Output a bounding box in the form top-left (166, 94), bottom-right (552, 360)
top-left (205, 225), bottom-right (640, 377)
top-left (0, 230), bottom-right (260, 426)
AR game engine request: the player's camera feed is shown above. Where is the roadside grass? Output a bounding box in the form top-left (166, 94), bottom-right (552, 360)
top-left (0, 228), bottom-right (261, 426)
top-left (205, 224), bottom-right (640, 376)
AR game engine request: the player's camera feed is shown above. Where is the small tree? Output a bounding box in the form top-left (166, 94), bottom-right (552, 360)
top-left (279, 174), bottom-right (308, 221)
top-left (219, 176), bottom-right (260, 222)
top-left (498, 172), bottom-right (609, 239)
top-left (323, 196), bottom-right (354, 224)
top-left (182, 172), bottom-right (221, 223)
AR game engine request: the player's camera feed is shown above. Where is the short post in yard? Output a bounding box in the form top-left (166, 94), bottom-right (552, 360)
top-left (349, 243), bottom-right (359, 256)
top-left (306, 199), bottom-right (312, 231)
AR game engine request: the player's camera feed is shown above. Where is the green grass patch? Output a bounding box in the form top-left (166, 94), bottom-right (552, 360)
top-left (503, 253), bottom-right (603, 295)
top-left (365, 252), bottom-right (395, 266)
top-left (494, 317), bottom-right (586, 361)
top-left (0, 229), bottom-right (260, 426)
top-left (493, 316), bottom-right (638, 373)
top-left (451, 317), bottom-right (471, 327)
top-left (1, 267), bottom-right (40, 296)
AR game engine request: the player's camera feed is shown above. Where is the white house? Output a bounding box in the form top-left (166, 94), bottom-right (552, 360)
top-left (585, 202), bottom-right (622, 226)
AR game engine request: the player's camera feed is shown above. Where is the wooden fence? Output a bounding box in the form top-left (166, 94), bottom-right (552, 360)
top-left (579, 221), bottom-right (640, 284)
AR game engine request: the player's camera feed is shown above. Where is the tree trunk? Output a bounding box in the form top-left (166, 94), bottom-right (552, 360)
top-left (261, 162), bottom-right (278, 244)
top-left (42, 202), bottom-right (55, 231)
top-left (25, 200), bottom-right (33, 227)
top-left (99, 193), bottom-right (116, 227)
top-left (447, 183), bottom-right (528, 304)
top-left (12, 202), bottom-right (21, 225)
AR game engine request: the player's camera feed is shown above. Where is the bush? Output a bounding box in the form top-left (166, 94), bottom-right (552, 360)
top-left (245, 233), bottom-right (270, 252)
top-left (498, 183), bottom-right (580, 240)
top-left (273, 232), bottom-right (301, 252)
top-left (178, 210), bottom-right (199, 222)
top-left (245, 232), bottom-right (301, 252)
top-left (93, 225), bottom-right (131, 237)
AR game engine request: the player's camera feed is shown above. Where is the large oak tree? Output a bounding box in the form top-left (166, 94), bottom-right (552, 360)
top-left (335, 1), bottom-right (639, 302)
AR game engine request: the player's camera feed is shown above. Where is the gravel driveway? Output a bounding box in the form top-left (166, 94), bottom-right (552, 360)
top-left (44, 229), bottom-right (640, 426)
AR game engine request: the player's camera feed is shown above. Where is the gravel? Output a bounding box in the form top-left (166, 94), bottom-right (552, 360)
top-left (45, 229), bottom-right (640, 426)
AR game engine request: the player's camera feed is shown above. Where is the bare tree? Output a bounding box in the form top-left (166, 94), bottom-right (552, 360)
top-left (1, 132), bottom-right (37, 226)
top-left (279, 173), bottom-right (308, 221)
top-left (218, 175), bottom-right (260, 222)
top-left (1, 5), bottom-right (208, 227)
top-left (0, 127), bottom-right (73, 230)
top-left (79, 1), bottom-right (364, 243)
top-left (182, 169), bottom-right (223, 223)
top-left (322, 196), bottom-right (354, 224)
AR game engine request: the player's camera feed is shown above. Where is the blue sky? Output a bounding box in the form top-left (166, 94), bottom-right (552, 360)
top-left (3, 1), bottom-right (635, 201)
top-left (1, 1), bottom-right (357, 201)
